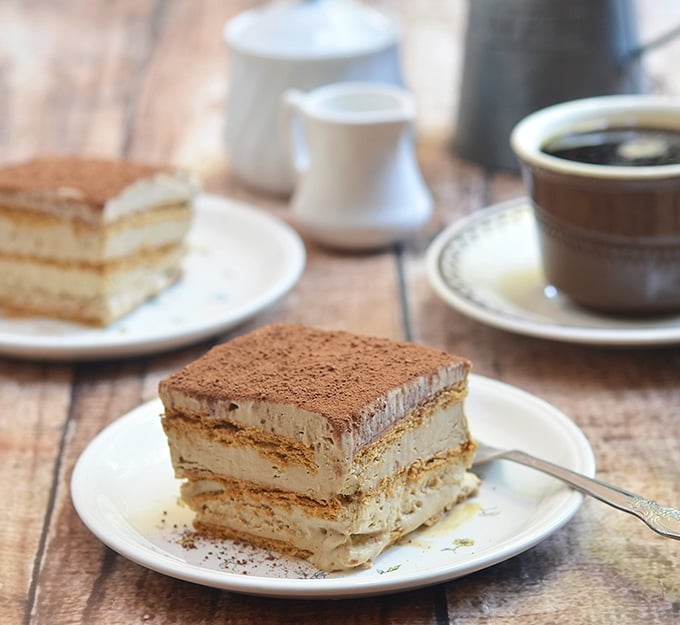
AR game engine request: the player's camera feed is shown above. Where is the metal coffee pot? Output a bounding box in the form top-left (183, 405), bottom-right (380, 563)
top-left (453, 0), bottom-right (680, 173)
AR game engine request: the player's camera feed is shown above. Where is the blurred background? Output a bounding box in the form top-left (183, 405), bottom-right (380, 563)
top-left (1, 0), bottom-right (678, 181)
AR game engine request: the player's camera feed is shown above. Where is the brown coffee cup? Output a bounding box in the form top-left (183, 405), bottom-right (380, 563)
top-left (510, 95), bottom-right (680, 315)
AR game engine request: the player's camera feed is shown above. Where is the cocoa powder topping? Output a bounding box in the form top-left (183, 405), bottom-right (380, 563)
top-left (0, 155), bottom-right (168, 208)
top-left (159, 323), bottom-right (470, 433)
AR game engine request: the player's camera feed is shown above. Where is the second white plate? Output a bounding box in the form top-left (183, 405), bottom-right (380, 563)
top-left (71, 375), bottom-right (594, 599)
top-left (426, 197), bottom-right (680, 346)
top-left (0, 194), bottom-right (306, 360)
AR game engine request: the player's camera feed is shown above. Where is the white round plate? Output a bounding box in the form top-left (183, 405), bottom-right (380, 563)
top-left (0, 194), bottom-right (305, 360)
top-left (426, 197), bottom-right (680, 346)
top-left (71, 375), bottom-right (594, 599)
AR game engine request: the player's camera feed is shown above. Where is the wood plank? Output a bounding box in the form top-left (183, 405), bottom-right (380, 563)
top-left (0, 362), bottom-right (72, 624)
top-left (0, 0), bottom-right (158, 159)
top-left (28, 360), bottom-right (150, 625)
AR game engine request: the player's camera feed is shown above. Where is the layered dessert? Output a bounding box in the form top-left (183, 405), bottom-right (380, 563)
top-left (0, 155), bottom-right (198, 325)
top-left (159, 323), bottom-right (479, 572)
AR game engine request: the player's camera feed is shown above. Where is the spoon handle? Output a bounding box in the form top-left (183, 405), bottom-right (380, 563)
top-left (503, 449), bottom-right (680, 540)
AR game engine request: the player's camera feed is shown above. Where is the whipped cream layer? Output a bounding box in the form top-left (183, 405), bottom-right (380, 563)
top-left (0, 203), bottom-right (191, 262)
top-left (0, 245), bottom-right (183, 325)
top-left (102, 171), bottom-right (197, 223)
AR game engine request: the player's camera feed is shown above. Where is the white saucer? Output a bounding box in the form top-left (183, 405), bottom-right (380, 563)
top-left (71, 375), bottom-right (594, 599)
top-left (426, 197), bottom-right (680, 346)
top-left (0, 194), bottom-right (305, 360)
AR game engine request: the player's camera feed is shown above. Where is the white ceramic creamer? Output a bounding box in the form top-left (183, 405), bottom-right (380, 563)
top-left (284, 82), bottom-right (432, 250)
top-left (224, 0), bottom-right (403, 195)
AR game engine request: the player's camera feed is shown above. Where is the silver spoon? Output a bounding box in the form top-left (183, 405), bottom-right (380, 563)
top-left (474, 441), bottom-right (680, 540)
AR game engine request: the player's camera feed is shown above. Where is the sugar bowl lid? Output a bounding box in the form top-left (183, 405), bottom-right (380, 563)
top-left (224, 0), bottom-right (399, 59)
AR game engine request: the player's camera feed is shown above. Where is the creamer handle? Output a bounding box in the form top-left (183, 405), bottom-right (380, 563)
top-left (282, 89), bottom-right (309, 176)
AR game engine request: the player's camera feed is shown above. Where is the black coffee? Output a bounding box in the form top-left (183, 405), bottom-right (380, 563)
top-left (542, 126), bottom-right (680, 166)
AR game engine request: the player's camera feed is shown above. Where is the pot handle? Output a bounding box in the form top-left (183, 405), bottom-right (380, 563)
top-left (628, 23), bottom-right (680, 60)
top-left (282, 90), bottom-right (309, 177)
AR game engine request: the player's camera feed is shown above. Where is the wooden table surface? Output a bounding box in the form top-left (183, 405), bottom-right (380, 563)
top-left (3, 1), bottom-right (680, 624)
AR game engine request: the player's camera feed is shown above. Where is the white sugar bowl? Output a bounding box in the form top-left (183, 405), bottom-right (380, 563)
top-left (223, 0), bottom-right (404, 195)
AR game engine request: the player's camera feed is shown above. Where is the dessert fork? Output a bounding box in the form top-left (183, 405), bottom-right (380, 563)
top-left (474, 441), bottom-right (680, 540)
